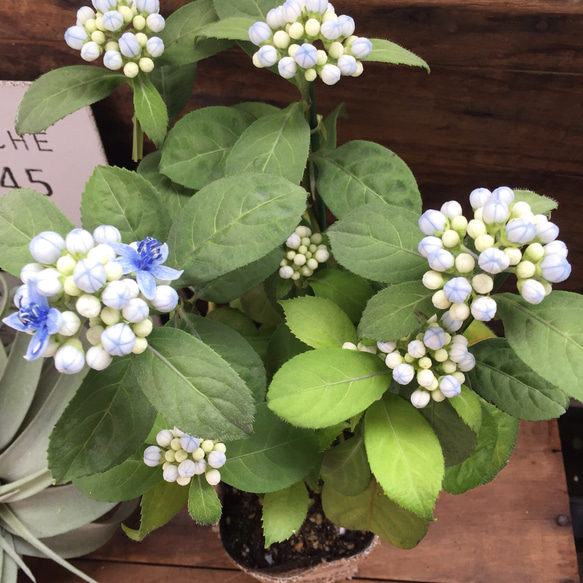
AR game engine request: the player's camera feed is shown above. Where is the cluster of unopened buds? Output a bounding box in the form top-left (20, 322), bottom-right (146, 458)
top-left (279, 225), bottom-right (330, 280)
top-left (248, 0), bottom-right (372, 85)
top-left (2, 225), bottom-right (182, 374)
top-left (418, 186), bottom-right (571, 330)
top-left (143, 427), bottom-right (226, 487)
top-left (64, 0), bottom-right (165, 78)
top-left (343, 316), bottom-right (475, 409)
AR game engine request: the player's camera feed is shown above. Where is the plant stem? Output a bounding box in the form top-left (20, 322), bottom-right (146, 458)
top-left (132, 113), bottom-right (144, 163)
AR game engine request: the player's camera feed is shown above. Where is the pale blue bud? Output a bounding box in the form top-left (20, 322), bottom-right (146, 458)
top-left (320, 19), bottom-right (342, 40)
top-left (101, 322), bottom-right (136, 356)
top-left (505, 218), bottom-right (536, 244)
top-left (544, 240), bottom-right (568, 259)
top-left (208, 450), bottom-right (227, 469)
top-left (77, 7), bottom-right (96, 25)
top-left (178, 459), bottom-right (196, 478)
top-left (427, 249), bottom-right (455, 272)
top-left (150, 285), bottom-right (179, 312)
top-left (65, 26), bottom-right (89, 50)
top-left (30, 231), bottom-right (65, 264)
top-left (411, 389), bottom-right (430, 409)
top-left (249, 21), bottom-right (272, 45)
top-left (423, 326), bottom-right (447, 350)
top-left (282, 1), bottom-right (302, 23)
top-left (419, 209), bottom-right (447, 235)
top-left (457, 353), bottom-right (476, 372)
top-left (73, 258), bottom-right (107, 293)
top-left (93, 225), bottom-right (121, 245)
top-left (540, 254), bottom-right (571, 283)
top-left (490, 186), bottom-right (514, 205)
top-left (180, 434), bottom-right (201, 453)
top-left (338, 15), bottom-right (355, 37)
top-left (122, 298), bottom-right (149, 322)
top-left (470, 296), bottom-right (497, 322)
top-left (441, 311), bottom-right (463, 332)
top-left (350, 37), bottom-right (372, 59)
top-left (66, 228), bottom-right (95, 255)
top-left (54, 345), bottom-right (85, 375)
top-left (146, 13), bottom-right (165, 32)
top-left (278, 56), bottom-right (298, 79)
top-left (103, 50), bottom-right (123, 70)
top-left (135, 0), bottom-right (160, 14)
top-left (294, 43), bottom-right (318, 68)
top-left (440, 200), bottom-right (463, 218)
top-left (156, 429), bottom-right (173, 447)
top-left (92, 0), bottom-right (117, 12)
top-left (469, 187), bottom-right (491, 209)
top-left (119, 32), bottom-right (141, 57)
top-left (21, 263), bottom-right (44, 283)
top-left (256, 45), bottom-right (278, 67)
top-left (520, 279), bottom-right (546, 304)
top-left (80, 41), bottom-right (101, 62)
top-left (58, 311), bottom-right (81, 336)
top-left (143, 445), bottom-right (162, 467)
top-left (102, 10), bottom-right (124, 31)
top-left (377, 341), bottom-right (397, 353)
top-left (481, 200), bottom-right (509, 224)
top-left (305, 0), bottom-right (329, 13)
top-left (163, 465), bottom-right (178, 482)
top-left (440, 375), bottom-right (461, 398)
top-left (393, 363), bottom-right (415, 385)
top-left (320, 64), bottom-right (341, 85)
top-left (337, 54), bottom-right (357, 76)
top-left (86, 345), bottom-right (112, 370)
top-left (146, 36), bottom-right (164, 57)
top-left (448, 343), bottom-right (469, 363)
top-left (443, 277), bottom-right (472, 303)
top-left (535, 220), bottom-right (559, 244)
top-left (407, 340), bottom-right (426, 358)
top-left (478, 247), bottom-right (510, 274)
top-left (266, 7), bottom-right (285, 29)
top-left (193, 459), bottom-right (207, 475)
top-left (101, 280), bottom-right (130, 309)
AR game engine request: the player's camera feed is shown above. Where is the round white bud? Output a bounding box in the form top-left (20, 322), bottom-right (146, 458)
top-left (439, 375), bottom-right (462, 398)
top-left (470, 296), bottom-right (497, 322)
top-left (248, 21), bottom-right (272, 45)
top-left (490, 186), bottom-right (514, 205)
top-left (278, 56), bottom-right (297, 79)
top-left (418, 236), bottom-right (443, 258)
top-left (101, 322), bottom-right (136, 356)
top-left (73, 258), bottom-right (107, 293)
top-left (422, 270), bottom-right (444, 290)
top-left (320, 64), bottom-right (341, 85)
top-left (76, 294), bottom-right (102, 318)
top-left (455, 253), bottom-right (476, 274)
top-left (86, 345), bottom-right (113, 370)
top-left (466, 219), bottom-right (487, 239)
top-left (205, 469), bottom-right (221, 486)
top-left (411, 389), bottom-right (431, 409)
top-left (150, 285), bottom-right (179, 312)
top-left (471, 273), bottom-right (494, 294)
top-left (440, 200), bottom-right (463, 218)
top-left (54, 344), bottom-right (85, 375)
top-left (122, 297), bottom-right (149, 322)
top-left (469, 187), bottom-right (491, 209)
top-left (432, 290), bottom-right (451, 310)
top-left (36, 268), bottom-right (63, 297)
top-left (449, 302), bottom-right (471, 322)
top-left (143, 445), bottom-right (162, 467)
top-left (393, 363), bottom-right (415, 385)
top-left (384, 351), bottom-right (403, 369)
top-left (350, 36), bottom-right (373, 59)
top-left (156, 429), bottom-right (173, 447)
top-left (58, 311), bottom-right (81, 336)
top-left (208, 450), bottom-right (227, 469)
top-left (377, 341), bottom-right (397, 353)
top-left (30, 231), bottom-right (66, 264)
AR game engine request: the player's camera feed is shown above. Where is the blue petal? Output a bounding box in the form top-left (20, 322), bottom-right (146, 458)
top-left (25, 329), bottom-right (49, 360)
top-left (150, 265), bottom-right (184, 282)
top-left (2, 312), bottom-right (30, 332)
top-left (137, 270), bottom-right (157, 300)
top-left (156, 243), bottom-right (169, 264)
top-left (27, 281), bottom-right (49, 311)
top-left (46, 308), bottom-right (63, 335)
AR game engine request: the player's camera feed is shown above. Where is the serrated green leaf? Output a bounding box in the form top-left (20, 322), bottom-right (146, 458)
top-left (132, 327), bottom-right (254, 440)
top-left (268, 348), bottom-right (391, 428)
top-left (262, 481), bottom-right (310, 547)
top-left (15, 66), bottom-right (126, 135)
top-left (281, 296), bottom-right (356, 349)
top-left (466, 337), bottom-right (567, 420)
top-left (328, 203), bottom-right (426, 284)
top-left (514, 189), bottom-right (558, 216)
top-left (265, 322), bottom-right (310, 378)
top-left (234, 282), bottom-right (282, 327)
top-left (221, 403), bottom-right (320, 493)
top-left (212, 0), bottom-right (278, 19)
top-left (80, 166), bottom-right (171, 243)
top-left (449, 385), bottom-right (482, 434)
top-left (358, 281), bottom-right (436, 341)
top-left (496, 292), bottom-right (583, 400)
top-left (131, 73), bottom-right (168, 147)
top-left (313, 141), bottom-right (421, 219)
top-left (363, 38), bottom-right (430, 72)
top-left (235, 102), bottom-right (280, 119)
top-left (319, 103), bottom-right (348, 151)
top-left (188, 475), bottom-right (222, 525)
top-left (321, 434), bottom-right (370, 496)
top-left (48, 357), bottom-right (156, 482)
top-left (225, 103), bottom-right (310, 185)
top-left (199, 16), bottom-right (257, 40)
top-left (151, 62), bottom-right (198, 122)
top-left (0, 189), bottom-right (74, 276)
top-left (364, 393), bottom-right (443, 520)
top-left (321, 479), bottom-right (428, 549)
top-left (160, 106), bottom-right (255, 190)
top-left (167, 173), bottom-right (308, 286)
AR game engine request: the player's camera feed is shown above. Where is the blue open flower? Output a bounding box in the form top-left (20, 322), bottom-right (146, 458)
top-left (2, 281), bottom-right (62, 360)
top-left (111, 237), bottom-right (183, 300)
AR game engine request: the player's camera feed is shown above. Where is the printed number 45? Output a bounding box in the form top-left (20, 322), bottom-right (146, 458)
top-left (0, 167), bottom-right (53, 196)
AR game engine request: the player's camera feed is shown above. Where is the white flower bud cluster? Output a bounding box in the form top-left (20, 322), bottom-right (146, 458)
top-left (64, 0), bottom-right (165, 78)
top-left (11, 225), bottom-right (180, 374)
top-left (143, 427), bottom-right (227, 487)
top-left (419, 187), bottom-right (571, 327)
top-left (377, 316), bottom-right (475, 409)
top-left (248, 0), bottom-right (372, 85)
top-left (279, 225), bottom-right (330, 280)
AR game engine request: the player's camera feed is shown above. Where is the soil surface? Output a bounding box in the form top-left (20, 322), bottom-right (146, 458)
top-left (219, 485), bottom-right (375, 575)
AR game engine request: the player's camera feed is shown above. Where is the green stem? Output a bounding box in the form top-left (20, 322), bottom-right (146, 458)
top-left (308, 82), bottom-right (326, 232)
top-left (132, 113), bottom-right (144, 163)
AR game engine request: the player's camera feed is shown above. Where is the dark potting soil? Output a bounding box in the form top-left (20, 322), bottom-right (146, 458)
top-left (219, 485), bottom-right (375, 574)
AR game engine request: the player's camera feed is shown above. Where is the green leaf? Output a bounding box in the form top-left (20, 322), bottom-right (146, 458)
top-left (466, 338), bottom-right (567, 420)
top-left (235, 102), bottom-right (281, 119)
top-left (131, 73), bottom-right (168, 148)
top-left (225, 102), bottom-right (310, 185)
top-left (188, 475), bottom-right (222, 525)
top-left (132, 327), bottom-right (254, 440)
top-left (173, 314), bottom-right (267, 403)
top-left (212, 0), bottom-right (278, 19)
top-left (443, 400), bottom-right (519, 495)
top-left (449, 385), bottom-right (483, 434)
top-left (265, 322), bottom-right (310, 378)
top-left (309, 268), bottom-right (374, 324)
top-left (322, 479), bottom-right (428, 549)
top-left (235, 282), bottom-right (283, 327)
top-left (15, 66), bottom-right (126, 135)
top-left (221, 403), bottom-right (320, 493)
top-left (160, 106), bottom-right (254, 190)
top-left (321, 434), bottom-right (371, 496)
top-left (80, 166), bottom-right (171, 243)
top-left (281, 296), bottom-right (356, 349)
top-left (167, 173), bottom-right (308, 286)
top-left (319, 103), bottom-right (348, 151)
top-left (73, 455), bottom-right (163, 503)
top-left (514, 189), bottom-right (558, 216)
top-left (262, 481), bottom-right (310, 547)
top-left (358, 281), bottom-right (436, 341)
top-left (328, 203), bottom-right (426, 284)
top-left (48, 357), bottom-right (157, 482)
top-left (267, 348), bottom-right (391, 428)
top-left (151, 62), bottom-right (198, 122)
top-left (363, 38), bottom-right (430, 72)
top-left (496, 292), bottom-right (583, 400)
top-left (364, 393), bottom-right (444, 520)
top-left (123, 480), bottom-right (189, 541)
top-left (0, 189), bottom-right (74, 276)
top-left (199, 16), bottom-right (257, 40)
top-left (313, 141), bottom-right (421, 219)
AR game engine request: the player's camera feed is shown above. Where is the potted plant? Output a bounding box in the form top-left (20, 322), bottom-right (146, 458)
top-left (1, 0), bottom-right (581, 580)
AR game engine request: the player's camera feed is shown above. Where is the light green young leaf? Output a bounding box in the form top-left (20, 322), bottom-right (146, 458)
top-left (313, 141), bottom-right (421, 219)
top-left (15, 66), bottom-right (126, 135)
top-left (221, 403), bottom-right (320, 493)
top-left (167, 173), bottom-right (308, 287)
top-left (358, 281), bottom-right (435, 341)
top-left (319, 103), bottom-right (348, 151)
top-left (514, 189), bottom-right (558, 216)
top-left (48, 357), bottom-right (156, 483)
top-left (199, 16), bottom-right (257, 40)
top-left (328, 203), bottom-right (426, 284)
top-left (226, 103), bottom-right (310, 185)
top-left (495, 291), bottom-right (583, 400)
top-left (151, 62), bottom-right (198, 122)
top-left (188, 475), bottom-right (222, 525)
top-left (235, 102), bottom-right (281, 119)
top-left (265, 322), bottom-right (310, 378)
top-left (160, 106), bottom-right (255, 190)
top-left (132, 327), bottom-right (255, 440)
top-left (262, 481), bottom-right (310, 547)
top-left (322, 479), bottom-right (428, 549)
top-left (267, 348), bottom-right (391, 428)
top-left (363, 38), bottom-right (430, 72)
top-left (0, 189), bottom-right (74, 276)
top-left (281, 296), bottom-right (356, 349)
top-left (466, 337), bottom-right (568, 420)
top-left (449, 385), bottom-right (483, 434)
top-left (81, 166), bottom-right (171, 243)
top-left (212, 0), bottom-right (278, 19)
top-left (321, 434), bottom-right (370, 496)
top-left (131, 73), bottom-right (168, 148)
